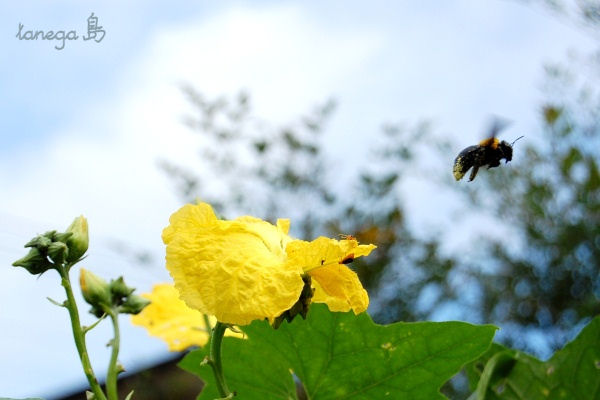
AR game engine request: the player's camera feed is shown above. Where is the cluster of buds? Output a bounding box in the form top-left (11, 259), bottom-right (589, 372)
top-left (80, 269), bottom-right (150, 317)
top-left (12, 216), bottom-right (89, 274)
top-left (12, 215), bottom-right (149, 317)
top-left (272, 274), bottom-right (314, 329)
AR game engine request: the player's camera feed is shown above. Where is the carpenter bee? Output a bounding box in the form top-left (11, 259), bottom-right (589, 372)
top-left (453, 119), bottom-right (524, 182)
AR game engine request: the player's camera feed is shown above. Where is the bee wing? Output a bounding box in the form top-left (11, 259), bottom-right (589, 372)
top-left (485, 115), bottom-right (511, 139)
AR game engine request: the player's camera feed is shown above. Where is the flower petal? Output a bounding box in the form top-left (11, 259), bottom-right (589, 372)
top-left (309, 265), bottom-right (369, 313)
top-left (285, 236), bottom-right (376, 272)
top-left (130, 283), bottom-right (212, 351)
top-left (162, 203), bottom-right (217, 245)
top-left (285, 236), bottom-right (375, 313)
top-left (163, 203), bottom-right (304, 325)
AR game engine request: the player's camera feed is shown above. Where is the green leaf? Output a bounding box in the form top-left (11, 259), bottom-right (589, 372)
top-left (180, 304), bottom-right (497, 399)
top-left (542, 105), bottom-right (562, 126)
top-left (584, 158), bottom-right (600, 192)
top-left (465, 316), bottom-right (600, 399)
top-left (560, 147), bottom-right (583, 177)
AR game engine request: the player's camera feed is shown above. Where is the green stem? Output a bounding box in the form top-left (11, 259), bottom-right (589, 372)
top-left (203, 314), bottom-right (213, 340)
top-left (59, 266), bottom-right (107, 400)
top-left (209, 322), bottom-right (233, 398)
top-left (105, 310), bottom-right (121, 400)
top-left (83, 313), bottom-right (107, 334)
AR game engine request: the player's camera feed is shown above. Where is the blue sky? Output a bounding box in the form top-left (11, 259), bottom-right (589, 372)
top-left (0, 1), bottom-right (596, 398)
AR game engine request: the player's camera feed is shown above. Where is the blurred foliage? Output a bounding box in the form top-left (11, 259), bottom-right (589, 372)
top-left (520, 0), bottom-right (600, 31)
top-left (159, 86), bottom-right (337, 234)
top-left (456, 100), bottom-right (600, 354)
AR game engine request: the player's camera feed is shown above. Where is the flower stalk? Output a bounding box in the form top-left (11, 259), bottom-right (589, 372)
top-left (59, 263), bottom-right (107, 400)
top-left (105, 309), bottom-right (121, 400)
top-left (208, 322), bottom-right (234, 399)
top-left (13, 216), bottom-right (149, 399)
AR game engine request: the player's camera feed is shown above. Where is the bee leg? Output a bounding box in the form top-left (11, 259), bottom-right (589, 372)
top-left (468, 166), bottom-right (480, 181)
top-left (488, 159), bottom-right (500, 168)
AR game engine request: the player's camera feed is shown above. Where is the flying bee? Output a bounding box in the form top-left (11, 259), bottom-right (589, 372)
top-left (453, 118), bottom-right (524, 182)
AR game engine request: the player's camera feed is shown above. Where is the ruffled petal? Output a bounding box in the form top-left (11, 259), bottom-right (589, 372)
top-left (162, 203), bottom-right (217, 245)
top-left (164, 203), bottom-right (304, 325)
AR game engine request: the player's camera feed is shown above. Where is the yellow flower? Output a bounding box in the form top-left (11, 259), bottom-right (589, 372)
top-left (163, 202), bottom-right (376, 326)
top-left (131, 283), bottom-right (241, 351)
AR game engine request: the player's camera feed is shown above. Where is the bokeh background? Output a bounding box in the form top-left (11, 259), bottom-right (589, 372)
top-left (1, 1), bottom-right (599, 398)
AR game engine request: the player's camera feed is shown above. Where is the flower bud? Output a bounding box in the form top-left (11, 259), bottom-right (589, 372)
top-left (66, 216), bottom-right (89, 262)
top-left (79, 268), bottom-right (111, 311)
top-left (53, 231), bottom-right (73, 244)
top-left (272, 274), bottom-right (314, 329)
top-left (119, 294), bottom-right (150, 315)
top-left (24, 232), bottom-right (54, 250)
top-left (12, 247), bottom-right (53, 275)
top-left (48, 241), bottom-right (69, 265)
top-left (110, 277), bottom-right (135, 299)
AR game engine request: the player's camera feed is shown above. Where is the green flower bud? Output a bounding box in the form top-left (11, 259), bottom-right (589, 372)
top-left (24, 232), bottom-right (54, 250)
top-left (272, 274), bottom-right (314, 329)
top-left (66, 216), bottom-right (89, 262)
top-left (12, 247), bottom-right (53, 275)
top-left (53, 231), bottom-right (73, 244)
top-left (110, 277), bottom-right (135, 299)
top-left (48, 241), bottom-right (69, 265)
top-left (79, 268), bottom-right (111, 312)
top-left (118, 294), bottom-right (150, 315)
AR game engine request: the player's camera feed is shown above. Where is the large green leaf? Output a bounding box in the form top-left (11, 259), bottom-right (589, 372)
top-left (466, 316), bottom-right (600, 399)
top-left (180, 304), bottom-right (496, 399)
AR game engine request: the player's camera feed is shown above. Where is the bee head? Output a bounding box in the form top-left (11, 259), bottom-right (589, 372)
top-left (498, 135), bottom-right (524, 163)
top-left (498, 140), bottom-right (513, 163)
